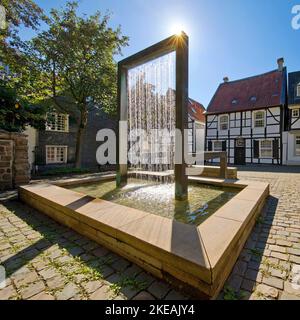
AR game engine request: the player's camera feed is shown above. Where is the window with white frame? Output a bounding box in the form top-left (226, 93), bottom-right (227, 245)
top-left (297, 84), bottom-right (300, 97)
top-left (46, 146), bottom-right (68, 164)
top-left (292, 109), bottom-right (299, 118)
top-left (295, 136), bottom-right (300, 156)
top-left (219, 115), bottom-right (229, 131)
top-left (213, 141), bottom-right (223, 152)
top-left (253, 111), bottom-right (265, 128)
top-left (259, 140), bottom-right (272, 158)
top-left (46, 113), bottom-right (69, 132)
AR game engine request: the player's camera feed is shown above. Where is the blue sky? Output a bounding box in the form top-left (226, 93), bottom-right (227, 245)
top-left (19, 0), bottom-right (300, 107)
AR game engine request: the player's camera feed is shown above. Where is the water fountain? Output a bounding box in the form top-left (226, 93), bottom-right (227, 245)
top-left (116, 32), bottom-right (189, 200)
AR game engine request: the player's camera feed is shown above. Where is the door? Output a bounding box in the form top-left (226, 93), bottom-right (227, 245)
top-left (234, 138), bottom-right (246, 165)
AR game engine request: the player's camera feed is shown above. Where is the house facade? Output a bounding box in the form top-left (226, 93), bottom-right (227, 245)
top-left (283, 71), bottom-right (300, 165)
top-left (205, 59), bottom-right (287, 165)
top-left (27, 107), bottom-right (116, 172)
top-left (188, 98), bottom-right (206, 154)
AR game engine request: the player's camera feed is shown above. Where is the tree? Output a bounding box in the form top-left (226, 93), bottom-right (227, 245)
top-left (0, 80), bottom-right (46, 132)
top-left (0, 0), bottom-right (47, 132)
top-left (28, 1), bottom-right (128, 167)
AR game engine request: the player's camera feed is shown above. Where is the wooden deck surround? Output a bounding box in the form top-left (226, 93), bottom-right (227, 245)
top-left (19, 175), bottom-right (269, 299)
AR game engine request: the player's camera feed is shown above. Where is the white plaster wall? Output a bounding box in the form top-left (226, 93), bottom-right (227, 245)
top-left (24, 126), bottom-right (37, 170)
top-left (286, 131), bottom-right (300, 165)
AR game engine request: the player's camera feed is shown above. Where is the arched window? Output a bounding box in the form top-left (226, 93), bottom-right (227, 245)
top-left (253, 111), bottom-right (265, 128)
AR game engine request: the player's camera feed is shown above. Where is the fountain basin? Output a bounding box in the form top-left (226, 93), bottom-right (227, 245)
top-left (19, 174), bottom-right (269, 299)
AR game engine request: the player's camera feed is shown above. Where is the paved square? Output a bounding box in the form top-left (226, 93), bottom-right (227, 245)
top-left (1, 166), bottom-right (300, 300)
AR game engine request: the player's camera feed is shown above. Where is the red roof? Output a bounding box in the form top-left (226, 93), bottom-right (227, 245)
top-left (188, 98), bottom-right (205, 123)
top-left (207, 69), bottom-right (286, 114)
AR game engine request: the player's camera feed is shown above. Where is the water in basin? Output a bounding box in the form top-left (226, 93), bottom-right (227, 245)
top-left (67, 179), bottom-right (239, 226)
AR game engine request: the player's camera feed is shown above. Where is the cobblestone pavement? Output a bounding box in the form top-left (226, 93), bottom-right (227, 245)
top-left (1, 166), bottom-right (300, 300)
top-left (223, 166), bottom-right (300, 300)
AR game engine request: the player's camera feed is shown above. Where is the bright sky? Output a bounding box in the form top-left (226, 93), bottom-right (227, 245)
top-left (19, 0), bottom-right (300, 107)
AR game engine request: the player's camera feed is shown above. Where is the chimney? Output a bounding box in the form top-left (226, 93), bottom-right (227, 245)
top-left (277, 57), bottom-right (284, 71)
top-left (223, 76), bottom-right (229, 83)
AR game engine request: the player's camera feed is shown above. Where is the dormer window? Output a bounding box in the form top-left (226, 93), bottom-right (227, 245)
top-left (250, 96), bottom-right (257, 102)
top-left (232, 99), bottom-right (238, 105)
top-left (219, 115), bottom-right (229, 131)
top-left (253, 111), bottom-right (265, 128)
top-left (297, 83), bottom-right (300, 97)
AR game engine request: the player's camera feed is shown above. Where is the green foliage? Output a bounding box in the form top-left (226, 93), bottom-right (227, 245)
top-left (223, 286), bottom-right (239, 300)
top-left (0, 80), bottom-right (46, 132)
top-left (27, 1), bottom-right (128, 117)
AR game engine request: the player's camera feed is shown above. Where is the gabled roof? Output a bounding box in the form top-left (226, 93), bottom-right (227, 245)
top-left (188, 98), bottom-right (205, 123)
top-left (288, 71), bottom-right (300, 106)
top-left (207, 68), bottom-right (286, 114)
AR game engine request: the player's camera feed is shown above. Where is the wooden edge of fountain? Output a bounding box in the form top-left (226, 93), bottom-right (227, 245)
top-left (18, 175), bottom-right (269, 299)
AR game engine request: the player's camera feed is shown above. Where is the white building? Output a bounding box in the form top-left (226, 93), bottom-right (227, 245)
top-left (205, 58), bottom-right (287, 165)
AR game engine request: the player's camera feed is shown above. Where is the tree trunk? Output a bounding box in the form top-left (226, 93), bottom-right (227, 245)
top-left (75, 109), bottom-right (88, 169)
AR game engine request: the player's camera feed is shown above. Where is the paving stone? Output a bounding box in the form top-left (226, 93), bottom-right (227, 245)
top-left (90, 285), bottom-right (111, 300)
top-left (283, 281), bottom-right (300, 297)
top-left (46, 276), bottom-right (65, 290)
top-left (29, 292), bottom-right (55, 300)
top-left (280, 292), bottom-right (300, 300)
top-left (269, 245), bottom-right (287, 254)
top-left (290, 255), bottom-right (300, 264)
top-left (83, 280), bottom-right (103, 294)
top-left (20, 281), bottom-right (45, 299)
top-left (111, 258), bottom-right (131, 272)
top-left (232, 260), bottom-right (248, 277)
top-left (92, 247), bottom-right (109, 258)
top-left (56, 283), bottom-right (79, 300)
top-left (244, 269), bottom-right (263, 282)
top-left (148, 281), bottom-right (170, 299)
top-left (133, 291), bottom-right (155, 300)
top-left (13, 271), bottom-right (40, 288)
top-left (255, 284), bottom-right (279, 299)
top-left (0, 285), bottom-right (17, 300)
top-left (39, 267), bottom-right (57, 280)
top-left (288, 248), bottom-right (300, 256)
top-left (262, 276), bottom-right (284, 290)
top-left (165, 290), bottom-right (188, 300)
top-left (270, 252), bottom-right (289, 261)
top-left (241, 279), bottom-right (256, 292)
top-left (276, 239), bottom-right (292, 247)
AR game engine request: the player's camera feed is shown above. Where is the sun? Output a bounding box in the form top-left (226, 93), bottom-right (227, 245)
top-left (169, 23), bottom-right (186, 36)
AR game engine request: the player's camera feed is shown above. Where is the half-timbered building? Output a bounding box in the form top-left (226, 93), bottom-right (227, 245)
top-left (205, 58), bottom-right (287, 165)
top-left (283, 71), bottom-right (300, 165)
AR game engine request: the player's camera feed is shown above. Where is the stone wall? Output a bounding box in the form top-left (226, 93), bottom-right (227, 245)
top-left (0, 130), bottom-right (30, 191)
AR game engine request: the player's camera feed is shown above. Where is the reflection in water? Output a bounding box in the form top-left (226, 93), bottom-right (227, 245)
top-left (67, 179), bottom-right (239, 226)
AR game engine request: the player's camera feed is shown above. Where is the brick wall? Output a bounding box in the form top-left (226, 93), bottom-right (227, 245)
top-left (0, 130), bottom-right (30, 191)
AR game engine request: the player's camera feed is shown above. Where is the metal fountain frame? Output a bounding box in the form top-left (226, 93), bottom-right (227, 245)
top-left (116, 32), bottom-right (189, 201)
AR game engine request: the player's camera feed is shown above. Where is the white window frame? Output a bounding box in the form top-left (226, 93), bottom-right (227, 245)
top-left (46, 113), bottom-right (69, 132)
top-left (46, 145), bottom-right (68, 164)
top-left (292, 109), bottom-right (299, 118)
top-left (213, 140), bottom-right (223, 152)
top-left (259, 140), bottom-right (273, 159)
top-left (219, 115), bottom-right (229, 131)
top-left (297, 84), bottom-right (300, 97)
top-left (253, 110), bottom-right (265, 128)
top-left (295, 136), bottom-right (300, 156)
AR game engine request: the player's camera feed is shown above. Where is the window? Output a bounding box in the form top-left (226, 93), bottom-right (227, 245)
top-left (297, 84), bottom-right (300, 97)
top-left (254, 111), bottom-right (265, 128)
top-left (260, 140), bottom-right (272, 158)
top-left (46, 113), bottom-right (69, 132)
top-left (46, 146), bottom-right (68, 164)
top-left (296, 136), bottom-right (300, 156)
top-left (250, 96), bottom-right (257, 102)
top-left (232, 99), bottom-right (238, 105)
top-left (213, 141), bottom-right (223, 152)
top-left (219, 115), bottom-right (229, 131)
top-left (292, 109), bottom-right (299, 118)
